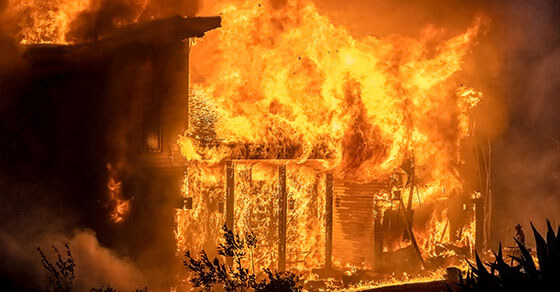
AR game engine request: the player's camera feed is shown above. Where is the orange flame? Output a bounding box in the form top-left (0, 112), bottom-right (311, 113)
top-left (181, 0), bottom-right (482, 186)
top-left (175, 0), bottom-right (486, 277)
top-left (6, 0), bottom-right (90, 44)
top-left (107, 163), bottom-right (130, 223)
top-left (176, 0), bottom-right (485, 279)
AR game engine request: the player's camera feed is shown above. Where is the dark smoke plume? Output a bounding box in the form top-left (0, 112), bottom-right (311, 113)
top-left (68, 0), bottom-right (200, 42)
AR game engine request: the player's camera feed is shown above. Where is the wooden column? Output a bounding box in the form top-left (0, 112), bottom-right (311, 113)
top-left (373, 202), bottom-right (383, 270)
top-left (278, 164), bottom-right (287, 272)
top-left (325, 173), bottom-right (334, 270)
top-left (398, 196), bottom-right (425, 269)
top-left (404, 157), bottom-right (415, 242)
top-left (475, 198), bottom-right (484, 253)
top-left (185, 38), bottom-right (191, 130)
top-left (226, 161), bottom-right (235, 266)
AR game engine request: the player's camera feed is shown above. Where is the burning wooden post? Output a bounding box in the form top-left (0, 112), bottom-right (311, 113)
top-left (398, 196), bottom-right (426, 269)
top-left (325, 173), bottom-right (334, 271)
top-left (475, 197), bottom-right (484, 252)
top-left (278, 164), bottom-right (287, 272)
top-left (226, 161), bottom-right (235, 266)
top-left (405, 156), bottom-right (415, 235)
top-left (373, 201), bottom-right (383, 270)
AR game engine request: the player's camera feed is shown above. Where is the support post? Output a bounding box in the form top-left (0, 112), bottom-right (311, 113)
top-left (325, 173), bottom-right (333, 271)
top-left (226, 161), bottom-right (235, 266)
top-left (373, 201), bottom-right (383, 270)
top-left (278, 164), bottom-right (287, 272)
top-left (485, 139), bottom-right (492, 251)
top-left (185, 38), bottom-right (191, 130)
top-left (398, 196), bottom-right (425, 269)
top-left (404, 156), bottom-right (415, 242)
top-left (475, 198), bottom-right (484, 253)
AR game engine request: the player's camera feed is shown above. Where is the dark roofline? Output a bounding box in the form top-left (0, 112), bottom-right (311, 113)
top-left (101, 16), bottom-right (221, 45)
top-left (22, 16), bottom-right (221, 66)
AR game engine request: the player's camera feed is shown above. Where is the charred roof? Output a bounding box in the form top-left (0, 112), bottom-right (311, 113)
top-left (22, 16), bottom-right (221, 66)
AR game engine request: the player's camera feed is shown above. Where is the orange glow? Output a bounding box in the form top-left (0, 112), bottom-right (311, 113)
top-left (7, 0), bottom-right (90, 44)
top-left (107, 163), bottom-right (130, 223)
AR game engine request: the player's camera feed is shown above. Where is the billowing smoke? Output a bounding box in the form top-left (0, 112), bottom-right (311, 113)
top-left (1, 229), bottom-right (145, 291)
top-left (67, 0), bottom-right (200, 42)
top-left (64, 230), bottom-right (146, 291)
top-left (483, 0), bottom-right (560, 247)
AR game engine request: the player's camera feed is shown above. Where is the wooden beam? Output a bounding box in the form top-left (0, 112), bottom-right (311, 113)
top-left (278, 164), bottom-right (287, 272)
top-left (325, 173), bottom-right (333, 270)
top-left (226, 161), bottom-right (234, 266)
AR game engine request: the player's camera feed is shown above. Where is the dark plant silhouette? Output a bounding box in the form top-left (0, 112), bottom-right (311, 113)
top-left (37, 244), bottom-right (76, 292)
top-left (184, 225), bottom-right (303, 292)
top-left (253, 268), bottom-right (302, 292)
top-left (460, 220), bottom-right (560, 291)
top-left (38, 243), bottom-right (148, 292)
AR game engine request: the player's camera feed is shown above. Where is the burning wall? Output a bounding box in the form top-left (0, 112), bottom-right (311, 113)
top-left (176, 0), bottom-right (484, 275)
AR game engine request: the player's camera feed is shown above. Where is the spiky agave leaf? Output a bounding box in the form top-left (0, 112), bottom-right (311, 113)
top-left (531, 222), bottom-right (548, 273)
top-left (475, 252), bottom-right (490, 276)
top-left (464, 261), bottom-right (478, 289)
top-left (467, 268), bottom-right (475, 285)
top-left (466, 252), bottom-right (500, 289)
top-left (546, 220), bottom-right (559, 264)
top-left (463, 220), bottom-right (560, 291)
top-left (514, 237), bottom-right (538, 282)
top-left (543, 220), bottom-right (560, 286)
top-left (491, 244), bottom-right (520, 274)
top-left (489, 243), bottom-right (523, 290)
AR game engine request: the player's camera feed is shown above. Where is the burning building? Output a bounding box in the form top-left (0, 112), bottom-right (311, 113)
top-left (7, 0), bottom-right (552, 290)
top-left (174, 0), bottom-right (492, 282)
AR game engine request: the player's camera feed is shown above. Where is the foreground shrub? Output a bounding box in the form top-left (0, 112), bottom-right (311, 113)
top-left (38, 244), bottom-right (75, 292)
top-left (184, 225), bottom-right (303, 292)
top-left (38, 244), bottom-right (147, 292)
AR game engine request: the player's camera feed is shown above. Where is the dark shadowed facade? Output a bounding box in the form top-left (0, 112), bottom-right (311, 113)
top-left (0, 16), bottom-right (220, 290)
